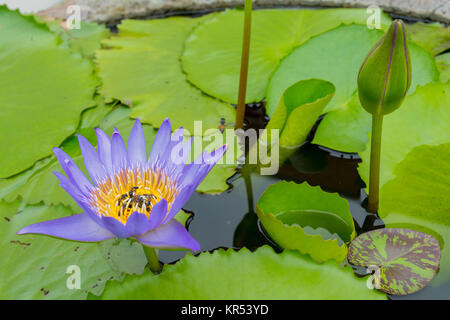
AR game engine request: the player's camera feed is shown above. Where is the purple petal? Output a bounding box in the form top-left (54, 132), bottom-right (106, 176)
top-left (53, 147), bottom-right (92, 195)
top-left (164, 185), bottom-right (195, 223)
top-left (136, 220), bottom-right (200, 251)
top-left (148, 118), bottom-right (171, 166)
top-left (148, 199), bottom-right (168, 230)
top-left (125, 212), bottom-right (151, 236)
top-left (17, 213), bottom-right (115, 242)
top-left (170, 136), bottom-right (192, 169)
top-left (78, 135), bottom-right (107, 185)
top-left (164, 127), bottom-right (184, 161)
top-left (182, 145), bottom-right (228, 190)
top-left (128, 119), bottom-right (147, 168)
top-left (53, 171), bottom-right (104, 226)
top-left (204, 145), bottom-right (228, 165)
top-left (101, 216), bottom-right (132, 238)
top-left (95, 128), bottom-right (113, 173)
top-left (53, 171), bottom-right (86, 206)
top-left (111, 132), bottom-right (129, 173)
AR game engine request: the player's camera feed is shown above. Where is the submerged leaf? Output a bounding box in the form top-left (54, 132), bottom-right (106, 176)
top-left (348, 228), bottom-right (441, 295)
top-left (0, 7), bottom-right (97, 178)
top-left (256, 181), bottom-right (355, 263)
top-left (95, 246), bottom-right (385, 299)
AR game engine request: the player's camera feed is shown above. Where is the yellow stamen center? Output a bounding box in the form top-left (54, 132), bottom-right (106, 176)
top-left (89, 167), bottom-right (178, 224)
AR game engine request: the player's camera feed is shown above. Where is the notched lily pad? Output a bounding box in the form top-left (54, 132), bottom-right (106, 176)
top-left (348, 228), bottom-right (441, 295)
top-left (256, 181), bottom-right (355, 263)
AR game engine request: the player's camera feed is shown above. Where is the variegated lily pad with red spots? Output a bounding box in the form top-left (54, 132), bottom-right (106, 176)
top-left (348, 228), bottom-right (441, 295)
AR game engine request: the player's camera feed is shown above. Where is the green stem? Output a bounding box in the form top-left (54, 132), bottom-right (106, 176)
top-left (142, 245), bottom-right (162, 274)
top-left (241, 165), bottom-right (254, 213)
top-left (235, 0), bottom-right (252, 130)
top-left (367, 113), bottom-right (384, 213)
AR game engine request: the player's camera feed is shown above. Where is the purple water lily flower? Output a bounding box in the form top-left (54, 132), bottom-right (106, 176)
top-left (17, 119), bottom-right (227, 252)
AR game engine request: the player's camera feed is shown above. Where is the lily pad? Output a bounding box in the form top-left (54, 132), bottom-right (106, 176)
top-left (0, 200), bottom-right (144, 299)
top-left (256, 181), bottom-right (355, 263)
top-left (182, 8), bottom-right (390, 104)
top-left (257, 79), bottom-right (335, 167)
top-left (378, 143), bottom-right (450, 285)
top-left (0, 7), bottom-right (97, 178)
top-left (358, 82), bottom-right (450, 188)
top-left (96, 16), bottom-right (235, 134)
top-left (95, 246), bottom-right (385, 299)
top-left (407, 22), bottom-right (450, 56)
top-left (348, 228), bottom-right (441, 295)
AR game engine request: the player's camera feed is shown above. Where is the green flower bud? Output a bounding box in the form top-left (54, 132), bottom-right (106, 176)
top-left (358, 20), bottom-right (411, 115)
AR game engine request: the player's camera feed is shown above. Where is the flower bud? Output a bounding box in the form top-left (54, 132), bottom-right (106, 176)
top-left (358, 20), bottom-right (411, 115)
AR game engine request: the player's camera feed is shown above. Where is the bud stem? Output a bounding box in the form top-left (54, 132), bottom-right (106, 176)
top-left (143, 245), bottom-right (162, 274)
top-left (235, 0), bottom-right (252, 130)
top-left (367, 113), bottom-right (384, 213)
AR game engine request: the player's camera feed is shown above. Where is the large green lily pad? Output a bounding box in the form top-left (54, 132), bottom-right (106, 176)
top-left (0, 7), bottom-right (98, 178)
top-left (358, 82), bottom-right (450, 188)
top-left (95, 246), bottom-right (385, 299)
top-left (182, 8), bottom-right (390, 104)
top-left (96, 16), bottom-right (235, 134)
top-left (256, 181), bottom-right (355, 263)
top-left (0, 200), bottom-right (147, 299)
top-left (378, 143), bottom-right (450, 285)
top-left (348, 228), bottom-right (441, 295)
